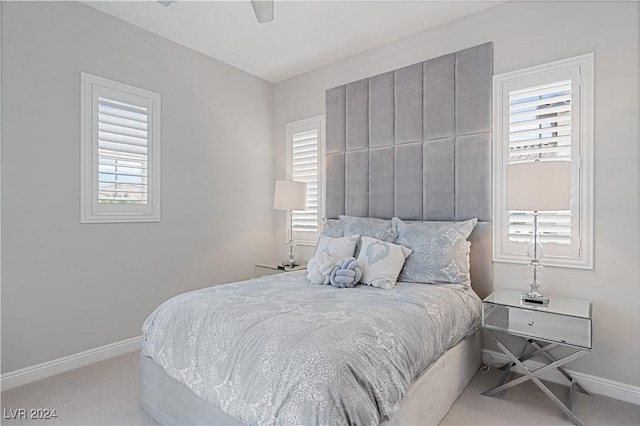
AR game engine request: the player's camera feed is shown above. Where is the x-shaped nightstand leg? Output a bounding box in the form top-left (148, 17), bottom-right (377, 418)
top-left (528, 339), bottom-right (591, 396)
top-left (482, 330), bottom-right (589, 426)
top-left (495, 340), bottom-right (528, 386)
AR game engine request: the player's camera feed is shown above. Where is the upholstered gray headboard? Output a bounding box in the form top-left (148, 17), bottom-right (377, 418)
top-left (324, 42), bottom-right (493, 298)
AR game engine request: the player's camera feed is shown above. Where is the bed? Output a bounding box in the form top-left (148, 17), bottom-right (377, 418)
top-left (139, 41), bottom-right (493, 425)
top-left (141, 269), bottom-right (483, 425)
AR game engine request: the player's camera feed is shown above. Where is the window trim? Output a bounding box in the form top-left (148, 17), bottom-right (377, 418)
top-left (493, 54), bottom-right (594, 269)
top-left (80, 72), bottom-right (161, 223)
top-left (285, 115), bottom-right (325, 246)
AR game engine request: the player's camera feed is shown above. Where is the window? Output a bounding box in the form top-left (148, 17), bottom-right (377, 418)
top-left (493, 54), bottom-right (593, 268)
top-left (286, 116), bottom-right (325, 245)
top-left (81, 73), bottom-right (161, 223)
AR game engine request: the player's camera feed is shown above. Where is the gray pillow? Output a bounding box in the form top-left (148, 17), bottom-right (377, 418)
top-left (393, 217), bottom-right (477, 285)
top-left (339, 215), bottom-right (394, 257)
top-left (320, 219), bottom-right (344, 238)
top-left (339, 215), bottom-right (394, 241)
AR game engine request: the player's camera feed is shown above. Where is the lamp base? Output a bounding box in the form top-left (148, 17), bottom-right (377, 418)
top-left (521, 293), bottom-right (549, 305)
top-left (281, 260), bottom-right (300, 268)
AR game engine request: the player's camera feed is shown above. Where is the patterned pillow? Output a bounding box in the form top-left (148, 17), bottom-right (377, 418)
top-left (339, 216), bottom-right (394, 242)
top-left (339, 215), bottom-right (394, 257)
top-left (393, 217), bottom-right (477, 285)
top-left (357, 236), bottom-right (412, 290)
top-left (314, 235), bottom-right (359, 260)
top-left (320, 219), bottom-right (344, 238)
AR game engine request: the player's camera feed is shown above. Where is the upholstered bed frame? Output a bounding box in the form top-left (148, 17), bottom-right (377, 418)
top-left (324, 41), bottom-right (493, 299)
top-left (139, 42), bottom-right (493, 425)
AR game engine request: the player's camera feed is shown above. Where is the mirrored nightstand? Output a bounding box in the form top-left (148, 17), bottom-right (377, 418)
top-left (253, 262), bottom-right (307, 278)
top-left (482, 290), bottom-right (592, 426)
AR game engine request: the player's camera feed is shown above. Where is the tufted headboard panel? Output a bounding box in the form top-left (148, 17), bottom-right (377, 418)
top-left (324, 42), bottom-right (493, 298)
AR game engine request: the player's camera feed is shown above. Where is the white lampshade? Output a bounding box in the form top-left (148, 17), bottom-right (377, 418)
top-left (506, 161), bottom-right (571, 211)
top-left (273, 180), bottom-right (307, 211)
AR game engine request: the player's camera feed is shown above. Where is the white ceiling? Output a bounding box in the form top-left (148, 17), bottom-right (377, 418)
top-left (83, 1), bottom-right (502, 83)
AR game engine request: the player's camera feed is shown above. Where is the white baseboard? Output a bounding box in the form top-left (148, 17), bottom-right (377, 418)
top-left (1, 335), bottom-right (142, 392)
top-left (482, 349), bottom-right (640, 406)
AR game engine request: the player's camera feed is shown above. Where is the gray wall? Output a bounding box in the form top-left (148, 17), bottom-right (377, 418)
top-left (1, 2), bottom-right (275, 373)
top-left (274, 1), bottom-right (640, 387)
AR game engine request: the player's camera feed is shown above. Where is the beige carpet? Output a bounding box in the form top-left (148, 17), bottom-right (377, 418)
top-left (1, 351), bottom-right (639, 425)
top-left (1, 352), bottom-right (156, 425)
top-left (441, 367), bottom-right (640, 425)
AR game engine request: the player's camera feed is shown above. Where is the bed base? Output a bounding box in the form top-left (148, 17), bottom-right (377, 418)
top-left (139, 331), bottom-right (480, 425)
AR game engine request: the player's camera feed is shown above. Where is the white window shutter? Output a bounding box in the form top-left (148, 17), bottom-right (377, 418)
top-left (291, 129), bottom-right (319, 235)
top-left (492, 54), bottom-right (594, 269)
top-left (508, 80), bottom-right (572, 245)
top-left (81, 73), bottom-right (161, 223)
top-left (286, 116), bottom-right (325, 245)
top-left (97, 97), bottom-right (149, 205)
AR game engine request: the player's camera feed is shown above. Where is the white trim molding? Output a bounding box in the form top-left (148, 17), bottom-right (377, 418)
top-left (80, 72), bottom-right (162, 223)
top-left (0, 336), bottom-right (142, 391)
top-left (493, 54), bottom-right (594, 269)
top-left (482, 349), bottom-right (640, 406)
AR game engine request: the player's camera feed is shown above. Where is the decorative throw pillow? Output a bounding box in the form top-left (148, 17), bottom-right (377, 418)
top-left (314, 234), bottom-right (359, 260)
top-left (320, 219), bottom-right (344, 238)
top-left (306, 252), bottom-right (336, 285)
top-left (339, 215), bottom-right (395, 257)
top-left (393, 217), bottom-right (477, 285)
top-left (329, 257), bottom-right (362, 288)
top-left (357, 236), bottom-right (412, 290)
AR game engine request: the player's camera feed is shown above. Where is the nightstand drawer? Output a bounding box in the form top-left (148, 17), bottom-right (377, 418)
top-left (483, 304), bottom-right (591, 349)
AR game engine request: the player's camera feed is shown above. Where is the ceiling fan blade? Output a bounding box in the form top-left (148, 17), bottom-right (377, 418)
top-left (250, 0), bottom-right (274, 23)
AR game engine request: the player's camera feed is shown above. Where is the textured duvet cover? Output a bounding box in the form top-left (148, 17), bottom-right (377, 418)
top-left (141, 270), bottom-right (481, 425)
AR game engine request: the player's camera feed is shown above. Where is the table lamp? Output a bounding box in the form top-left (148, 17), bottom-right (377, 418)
top-left (274, 180), bottom-right (307, 267)
top-left (506, 160), bottom-right (571, 304)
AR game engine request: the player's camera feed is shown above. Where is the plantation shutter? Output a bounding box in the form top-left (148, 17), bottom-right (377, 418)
top-left (507, 80), bottom-right (572, 245)
top-left (291, 129), bottom-right (319, 238)
top-left (97, 96), bottom-right (149, 205)
top-left (81, 72), bottom-right (161, 223)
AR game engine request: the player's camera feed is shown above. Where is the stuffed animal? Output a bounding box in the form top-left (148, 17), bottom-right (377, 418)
top-left (306, 252), bottom-right (335, 285)
top-left (329, 257), bottom-right (362, 288)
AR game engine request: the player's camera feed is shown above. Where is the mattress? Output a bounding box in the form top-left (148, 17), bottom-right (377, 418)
top-left (141, 270), bottom-right (481, 425)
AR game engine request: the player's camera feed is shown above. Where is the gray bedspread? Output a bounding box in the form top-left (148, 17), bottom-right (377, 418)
top-left (141, 270), bottom-right (481, 425)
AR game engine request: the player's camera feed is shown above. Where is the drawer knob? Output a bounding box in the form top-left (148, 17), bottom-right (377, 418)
top-left (528, 320), bottom-right (535, 326)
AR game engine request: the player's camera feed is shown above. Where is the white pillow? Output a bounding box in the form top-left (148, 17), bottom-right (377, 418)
top-left (314, 234), bottom-right (359, 260)
top-left (306, 251), bottom-right (336, 285)
top-left (357, 236), bottom-right (412, 290)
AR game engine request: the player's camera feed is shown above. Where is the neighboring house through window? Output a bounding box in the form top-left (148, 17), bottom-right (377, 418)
top-left (81, 73), bottom-right (161, 223)
top-left (493, 54), bottom-right (594, 268)
top-left (286, 116), bottom-right (326, 245)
